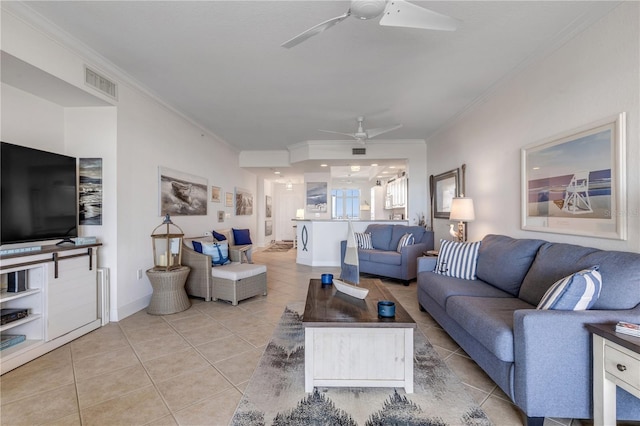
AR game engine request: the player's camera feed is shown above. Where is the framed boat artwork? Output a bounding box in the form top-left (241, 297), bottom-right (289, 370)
top-left (158, 166), bottom-right (208, 216)
top-left (521, 113), bottom-right (626, 240)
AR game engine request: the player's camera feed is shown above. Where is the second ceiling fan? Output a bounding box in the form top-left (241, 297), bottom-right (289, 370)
top-left (319, 116), bottom-right (402, 143)
top-left (282, 0), bottom-right (460, 48)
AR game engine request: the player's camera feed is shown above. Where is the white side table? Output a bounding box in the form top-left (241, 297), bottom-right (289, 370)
top-left (586, 323), bottom-right (640, 425)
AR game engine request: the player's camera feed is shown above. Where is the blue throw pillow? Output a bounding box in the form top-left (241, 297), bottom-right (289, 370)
top-left (436, 239), bottom-right (481, 280)
top-left (537, 266), bottom-right (602, 310)
top-left (192, 241), bottom-right (203, 253)
top-left (233, 228), bottom-right (252, 245)
top-left (212, 230), bottom-right (227, 241)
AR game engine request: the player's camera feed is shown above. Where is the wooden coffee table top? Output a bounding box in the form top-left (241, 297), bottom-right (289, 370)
top-left (303, 278), bottom-right (416, 328)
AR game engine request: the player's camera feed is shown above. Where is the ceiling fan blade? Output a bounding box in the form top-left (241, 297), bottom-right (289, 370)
top-left (281, 12), bottom-right (350, 48)
top-left (379, 0), bottom-right (460, 31)
top-left (366, 123), bottom-right (403, 139)
top-left (318, 129), bottom-right (357, 139)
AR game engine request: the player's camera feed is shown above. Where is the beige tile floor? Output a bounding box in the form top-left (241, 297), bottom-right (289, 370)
top-left (1, 248), bottom-right (589, 425)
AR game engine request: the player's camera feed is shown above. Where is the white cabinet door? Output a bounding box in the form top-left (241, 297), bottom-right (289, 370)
top-left (47, 253), bottom-right (97, 341)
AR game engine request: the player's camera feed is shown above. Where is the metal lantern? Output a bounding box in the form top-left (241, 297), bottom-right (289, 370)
top-left (151, 214), bottom-right (184, 271)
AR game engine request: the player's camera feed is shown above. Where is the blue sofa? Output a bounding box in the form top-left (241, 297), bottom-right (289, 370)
top-left (340, 224), bottom-right (434, 284)
top-left (417, 234), bottom-right (640, 424)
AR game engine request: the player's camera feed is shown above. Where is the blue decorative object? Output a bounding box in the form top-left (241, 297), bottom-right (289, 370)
top-left (233, 228), bottom-right (252, 245)
top-left (321, 273), bottom-right (333, 285)
top-left (192, 241), bottom-right (203, 253)
top-left (378, 301), bottom-right (396, 317)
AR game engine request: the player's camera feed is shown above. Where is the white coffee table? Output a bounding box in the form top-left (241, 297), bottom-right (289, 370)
top-left (302, 278), bottom-right (416, 393)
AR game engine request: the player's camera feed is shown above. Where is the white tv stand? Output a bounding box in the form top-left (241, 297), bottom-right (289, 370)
top-left (0, 243), bottom-right (102, 374)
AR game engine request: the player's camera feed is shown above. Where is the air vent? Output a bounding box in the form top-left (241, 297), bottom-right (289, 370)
top-left (85, 66), bottom-right (117, 100)
top-left (352, 148), bottom-right (366, 155)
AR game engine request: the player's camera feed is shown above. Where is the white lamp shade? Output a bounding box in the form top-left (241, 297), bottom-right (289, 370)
top-left (450, 197), bottom-right (475, 222)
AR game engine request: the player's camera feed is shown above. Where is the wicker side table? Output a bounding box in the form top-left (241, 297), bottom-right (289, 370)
top-left (146, 266), bottom-right (191, 315)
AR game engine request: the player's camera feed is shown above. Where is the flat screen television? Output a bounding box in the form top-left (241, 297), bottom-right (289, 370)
top-left (1, 142), bottom-right (78, 246)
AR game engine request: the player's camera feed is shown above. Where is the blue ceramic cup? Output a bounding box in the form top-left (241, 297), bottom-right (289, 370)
top-left (378, 300), bottom-right (396, 318)
top-left (321, 273), bottom-right (333, 285)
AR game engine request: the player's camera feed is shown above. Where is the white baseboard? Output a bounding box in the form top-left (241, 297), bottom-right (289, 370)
top-left (111, 294), bottom-right (151, 321)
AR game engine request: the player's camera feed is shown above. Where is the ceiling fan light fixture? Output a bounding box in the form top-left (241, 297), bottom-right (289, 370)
top-left (350, 0), bottom-right (386, 20)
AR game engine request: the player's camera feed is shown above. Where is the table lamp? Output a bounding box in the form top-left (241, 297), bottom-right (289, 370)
top-left (449, 197), bottom-right (475, 242)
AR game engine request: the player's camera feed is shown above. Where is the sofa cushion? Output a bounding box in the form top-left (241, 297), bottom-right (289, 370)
top-left (368, 250), bottom-right (402, 266)
top-left (519, 243), bottom-right (640, 309)
top-left (447, 296), bottom-right (534, 362)
top-left (436, 240), bottom-right (481, 280)
top-left (537, 266), bottom-right (602, 310)
top-left (358, 249), bottom-right (372, 262)
top-left (366, 224), bottom-right (393, 251)
top-left (390, 225), bottom-right (426, 249)
top-left (476, 234), bottom-right (546, 296)
top-left (417, 271), bottom-right (513, 311)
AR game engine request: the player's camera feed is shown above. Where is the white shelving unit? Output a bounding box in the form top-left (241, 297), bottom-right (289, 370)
top-left (0, 244), bottom-right (101, 374)
top-left (0, 265), bottom-right (45, 359)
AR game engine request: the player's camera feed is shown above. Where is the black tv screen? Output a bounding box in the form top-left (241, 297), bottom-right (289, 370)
top-left (1, 142), bottom-right (78, 245)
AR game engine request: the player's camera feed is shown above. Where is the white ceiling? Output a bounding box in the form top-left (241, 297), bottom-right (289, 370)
top-left (14, 1), bottom-right (618, 181)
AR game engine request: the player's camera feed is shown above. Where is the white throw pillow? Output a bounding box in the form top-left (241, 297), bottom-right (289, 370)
top-left (537, 266), bottom-right (602, 310)
top-left (396, 233), bottom-right (414, 252)
top-left (354, 232), bottom-right (373, 249)
top-left (436, 239), bottom-right (481, 280)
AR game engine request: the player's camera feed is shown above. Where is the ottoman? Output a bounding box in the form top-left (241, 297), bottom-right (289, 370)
top-left (211, 263), bottom-right (267, 305)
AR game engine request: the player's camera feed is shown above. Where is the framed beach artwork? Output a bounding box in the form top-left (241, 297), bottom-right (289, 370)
top-left (306, 182), bottom-right (327, 213)
top-left (235, 187), bottom-right (253, 216)
top-left (521, 113), bottom-right (626, 240)
top-left (218, 210), bottom-right (225, 223)
top-left (432, 168), bottom-right (459, 219)
top-left (79, 158), bottom-right (103, 225)
top-left (210, 186), bottom-right (221, 202)
top-left (158, 166), bottom-right (207, 216)
top-left (225, 192), bottom-right (234, 207)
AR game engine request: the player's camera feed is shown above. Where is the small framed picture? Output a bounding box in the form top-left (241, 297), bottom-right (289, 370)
top-left (225, 192), bottom-right (233, 207)
top-left (210, 186), bottom-right (221, 202)
top-left (217, 210), bottom-right (225, 222)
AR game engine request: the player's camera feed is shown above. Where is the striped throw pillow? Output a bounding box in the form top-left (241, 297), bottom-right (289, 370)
top-left (396, 233), bottom-right (414, 252)
top-left (354, 232), bottom-right (373, 249)
top-left (537, 266), bottom-right (602, 310)
top-left (436, 239), bottom-right (481, 280)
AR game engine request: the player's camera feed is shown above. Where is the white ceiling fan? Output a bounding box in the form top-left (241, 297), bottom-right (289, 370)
top-left (281, 0), bottom-right (460, 48)
top-left (319, 116), bottom-right (402, 143)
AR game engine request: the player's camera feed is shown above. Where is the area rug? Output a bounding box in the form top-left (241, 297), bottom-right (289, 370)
top-left (231, 302), bottom-right (491, 426)
top-left (263, 242), bottom-right (294, 252)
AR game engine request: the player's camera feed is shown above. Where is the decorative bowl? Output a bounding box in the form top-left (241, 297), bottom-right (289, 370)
top-left (321, 273), bottom-right (333, 285)
top-left (333, 279), bottom-right (369, 299)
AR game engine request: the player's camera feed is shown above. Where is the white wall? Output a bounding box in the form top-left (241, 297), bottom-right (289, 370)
top-left (427, 2), bottom-right (639, 253)
top-left (2, 8), bottom-right (259, 320)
